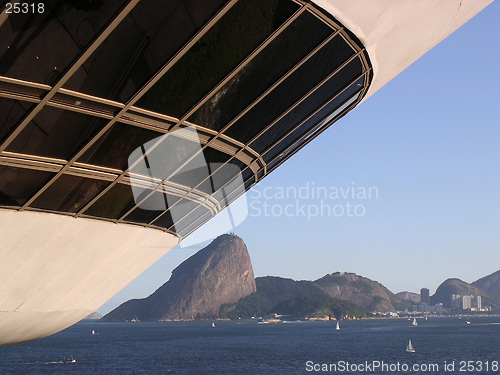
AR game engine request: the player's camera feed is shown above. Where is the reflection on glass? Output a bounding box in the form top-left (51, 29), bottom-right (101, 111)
top-left (176, 162), bottom-right (248, 243)
top-left (6, 107), bottom-right (108, 160)
top-left (0, 98), bottom-right (32, 143)
top-left (126, 125), bottom-right (247, 234)
top-left (129, 127), bottom-right (201, 180)
top-left (163, 198), bottom-right (199, 232)
top-left (79, 123), bottom-right (162, 170)
top-left (209, 159), bottom-right (246, 192)
top-left (30, 175), bottom-right (110, 213)
top-left (251, 59), bottom-right (363, 153)
top-left (123, 192), bottom-right (180, 224)
top-left (264, 81), bottom-right (364, 164)
top-left (173, 204), bottom-right (210, 234)
top-left (137, 0), bottom-right (298, 118)
top-left (0, 166), bottom-right (54, 206)
top-left (224, 35), bottom-right (355, 143)
top-left (0, 0), bottom-right (127, 84)
top-left (189, 10), bottom-right (332, 131)
top-left (64, 0), bottom-right (228, 100)
top-left (168, 147), bottom-right (231, 194)
top-left (151, 209), bottom-right (175, 229)
top-left (178, 210), bottom-right (213, 239)
top-left (84, 183), bottom-right (138, 219)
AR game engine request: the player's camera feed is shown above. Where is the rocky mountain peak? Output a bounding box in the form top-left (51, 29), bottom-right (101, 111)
top-left (102, 234), bottom-right (255, 321)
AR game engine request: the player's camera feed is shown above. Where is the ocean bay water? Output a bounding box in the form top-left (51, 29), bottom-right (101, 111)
top-left (1, 316), bottom-right (499, 374)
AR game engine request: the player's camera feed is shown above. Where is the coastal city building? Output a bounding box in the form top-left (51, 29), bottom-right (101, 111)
top-left (449, 294), bottom-right (488, 311)
top-left (0, 0), bottom-right (492, 345)
top-left (420, 288), bottom-right (430, 306)
top-left (462, 295), bottom-right (473, 310)
top-left (451, 294), bottom-right (462, 309)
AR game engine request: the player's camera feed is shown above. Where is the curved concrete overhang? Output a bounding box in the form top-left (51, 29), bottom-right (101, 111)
top-left (0, 210), bottom-right (179, 346)
top-left (313, 0), bottom-right (493, 101)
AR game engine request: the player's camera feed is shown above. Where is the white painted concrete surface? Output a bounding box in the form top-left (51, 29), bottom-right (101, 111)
top-left (314, 0), bottom-right (493, 101)
top-left (0, 210), bottom-right (178, 345)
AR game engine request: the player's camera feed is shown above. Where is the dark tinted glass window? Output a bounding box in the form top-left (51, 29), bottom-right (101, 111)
top-left (0, 98), bottom-right (32, 143)
top-left (251, 58), bottom-right (362, 153)
top-left (64, 0), bottom-right (229, 101)
top-left (130, 127), bottom-right (202, 180)
top-left (173, 204), bottom-right (210, 233)
top-left (84, 183), bottom-right (139, 219)
top-left (6, 107), bottom-right (108, 160)
top-left (78, 123), bottom-right (162, 170)
top-left (266, 155), bottom-right (281, 172)
top-left (264, 77), bottom-right (364, 163)
top-left (30, 175), bottom-right (110, 213)
top-left (208, 158), bottom-right (245, 193)
top-left (224, 35), bottom-right (355, 144)
top-left (0, 166), bottom-right (54, 206)
top-left (137, 0), bottom-right (299, 118)
top-left (123, 192), bottom-right (180, 224)
top-left (297, 77), bottom-right (364, 138)
top-left (168, 147), bottom-right (232, 194)
top-left (244, 175), bottom-right (256, 190)
top-left (0, 0), bottom-right (127, 85)
top-left (188, 11), bottom-right (332, 131)
top-left (151, 210), bottom-right (175, 229)
top-left (166, 198), bottom-right (202, 232)
top-left (179, 210), bottom-right (212, 237)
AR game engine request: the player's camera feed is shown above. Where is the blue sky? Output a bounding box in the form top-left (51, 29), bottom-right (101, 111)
top-left (99, 2), bottom-right (499, 314)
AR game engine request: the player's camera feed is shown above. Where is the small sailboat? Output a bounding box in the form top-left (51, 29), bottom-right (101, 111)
top-left (406, 340), bottom-right (415, 353)
top-left (411, 318), bottom-right (418, 327)
top-left (211, 322), bottom-right (215, 328)
top-left (91, 330), bottom-right (95, 335)
top-left (335, 322), bottom-right (340, 331)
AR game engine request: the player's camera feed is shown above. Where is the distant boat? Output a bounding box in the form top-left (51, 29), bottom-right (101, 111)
top-left (59, 357), bottom-right (76, 364)
top-left (91, 330), bottom-right (95, 335)
top-left (411, 318), bottom-right (418, 327)
top-left (406, 340), bottom-right (416, 353)
top-left (212, 322), bottom-right (215, 328)
top-left (335, 322), bottom-right (340, 331)
top-left (466, 320), bottom-right (471, 325)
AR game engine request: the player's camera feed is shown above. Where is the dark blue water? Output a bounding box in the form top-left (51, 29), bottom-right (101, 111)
top-left (1, 317), bottom-right (499, 374)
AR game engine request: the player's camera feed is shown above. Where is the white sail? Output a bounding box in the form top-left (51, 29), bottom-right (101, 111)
top-left (336, 322), bottom-right (340, 330)
top-left (412, 318), bottom-right (418, 326)
top-left (406, 340), bottom-right (415, 353)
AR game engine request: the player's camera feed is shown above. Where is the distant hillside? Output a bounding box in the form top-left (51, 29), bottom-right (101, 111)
top-left (395, 291), bottom-right (421, 304)
top-left (219, 276), bottom-right (368, 319)
top-left (473, 270), bottom-right (500, 297)
top-left (83, 312), bottom-right (102, 320)
top-left (272, 296), bottom-right (367, 320)
top-left (102, 231), bottom-right (499, 322)
top-left (102, 234), bottom-right (255, 321)
top-left (430, 278), bottom-right (498, 307)
top-left (314, 272), bottom-right (409, 312)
